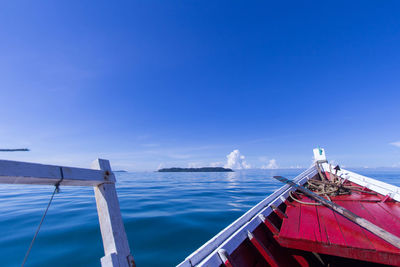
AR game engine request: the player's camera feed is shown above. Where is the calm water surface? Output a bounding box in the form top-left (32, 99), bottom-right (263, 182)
top-left (0, 169), bottom-right (399, 266)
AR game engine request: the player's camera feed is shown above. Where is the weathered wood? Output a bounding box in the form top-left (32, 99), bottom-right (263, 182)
top-left (273, 176), bottom-right (400, 249)
top-left (0, 159), bottom-right (114, 186)
top-left (0, 158), bottom-right (133, 266)
top-left (93, 159), bottom-right (135, 267)
top-left (315, 162), bottom-right (326, 181)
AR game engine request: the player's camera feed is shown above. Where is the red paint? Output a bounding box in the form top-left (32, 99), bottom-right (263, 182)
top-left (262, 216), bottom-right (279, 235)
top-left (276, 188), bottom-right (400, 265)
top-left (272, 206), bottom-right (287, 220)
top-left (381, 194), bottom-right (393, 203)
top-left (218, 249), bottom-right (235, 267)
top-left (299, 203), bottom-right (321, 242)
top-left (277, 237), bottom-right (400, 266)
top-left (324, 171), bottom-right (331, 180)
top-left (337, 200), bottom-right (400, 253)
top-left (224, 259), bottom-right (233, 267)
top-left (248, 232), bottom-right (279, 267)
top-left (252, 223), bottom-right (312, 267)
top-left (291, 255), bottom-right (309, 267)
top-left (220, 172), bottom-right (400, 267)
top-left (279, 200), bottom-right (301, 239)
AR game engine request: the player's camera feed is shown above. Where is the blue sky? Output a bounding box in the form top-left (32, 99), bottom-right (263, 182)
top-left (1, 1), bottom-right (400, 170)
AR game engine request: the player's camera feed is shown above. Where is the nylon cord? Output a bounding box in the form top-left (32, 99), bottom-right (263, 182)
top-left (21, 168), bottom-right (64, 267)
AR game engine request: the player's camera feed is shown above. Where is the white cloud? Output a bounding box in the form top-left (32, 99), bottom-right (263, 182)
top-left (390, 141), bottom-right (400, 148)
top-left (157, 163), bottom-right (165, 170)
top-left (261, 159), bottom-right (278, 169)
top-left (224, 149), bottom-right (251, 169)
top-left (289, 165), bottom-right (304, 169)
top-left (392, 162), bottom-right (400, 168)
top-left (210, 161), bottom-right (223, 167)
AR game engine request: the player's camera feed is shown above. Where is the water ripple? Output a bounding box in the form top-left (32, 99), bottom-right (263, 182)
top-left (0, 169), bottom-right (398, 266)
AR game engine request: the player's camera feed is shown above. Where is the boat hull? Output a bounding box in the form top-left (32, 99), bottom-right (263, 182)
top-left (178, 163), bottom-right (400, 267)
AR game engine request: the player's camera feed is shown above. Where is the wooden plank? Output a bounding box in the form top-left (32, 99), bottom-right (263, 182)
top-left (332, 191), bottom-right (382, 202)
top-left (337, 200), bottom-right (400, 253)
top-left (330, 207), bottom-right (375, 250)
top-left (377, 202), bottom-right (400, 224)
top-left (271, 204), bottom-right (287, 219)
top-left (247, 231), bottom-right (279, 267)
top-left (0, 159), bottom-right (114, 186)
top-left (259, 214), bottom-right (279, 235)
top-left (315, 205), bottom-right (347, 246)
top-left (273, 176), bottom-right (400, 249)
top-left (282, 197), bottom-right (340, 246)
top-left (279, 202), bottom-right (301, 240)
top-left (299, 203), bottom-right (321, 243)
top-left (360, 202), bottom-right (400, 237)
top-left (276, 235), bottom-right (400, 266)
top-left (93, 159), bottom-right (135, 267)
top-left (315, 162), bottom-right (326, 180)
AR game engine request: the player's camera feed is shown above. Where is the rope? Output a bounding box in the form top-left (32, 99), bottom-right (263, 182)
top-left (21, 168), bottom-right (64, 267)
top-left (306, 179), bottom-right (351, 197)
top-left (289, 191), bottom-right (322, 205)
top-left (290, 169), bottom-right (377, 206)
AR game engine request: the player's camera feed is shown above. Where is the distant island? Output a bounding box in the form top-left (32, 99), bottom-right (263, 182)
top-left (114, 170), bottom-right (127, 173)
top-left (158, 167), bottom-right (234, 172)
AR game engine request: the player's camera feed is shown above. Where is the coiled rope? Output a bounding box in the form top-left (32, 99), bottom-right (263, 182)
top-left (289, 168), bottom-right (377, 205)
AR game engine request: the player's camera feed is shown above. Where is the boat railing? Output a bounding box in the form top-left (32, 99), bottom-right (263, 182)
top-left (0, 158), bottom-right (134, 267)
top-left (178, 165), bottom-right (319, 267)
top-left (321, 162), bottom-right (400, 202)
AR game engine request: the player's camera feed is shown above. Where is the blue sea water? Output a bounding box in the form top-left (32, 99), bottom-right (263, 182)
top-left (0, 169), bottom-right (399, 267)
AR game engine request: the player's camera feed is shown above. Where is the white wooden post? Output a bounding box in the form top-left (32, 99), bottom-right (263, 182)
top-left (92, 159), bottom-right (135, 267)
top-left (0, 158), bottom-right (135, 266)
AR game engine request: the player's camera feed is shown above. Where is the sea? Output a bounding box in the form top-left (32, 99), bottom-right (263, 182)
top-left (0, 168), bottom-right (399, 267)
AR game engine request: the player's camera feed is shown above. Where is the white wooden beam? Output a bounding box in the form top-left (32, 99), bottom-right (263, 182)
top-left (92, 159), bottom-right (135, 267)
top-left (0, 159), bottom-right (114, 186)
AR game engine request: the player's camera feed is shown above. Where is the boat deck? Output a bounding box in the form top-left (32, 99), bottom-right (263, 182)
top-left (179, 163), bottom-right (400, 267)
top-left (276, 182), bottom-right (400, 266)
